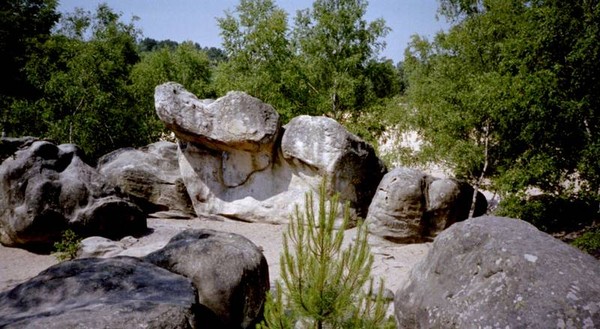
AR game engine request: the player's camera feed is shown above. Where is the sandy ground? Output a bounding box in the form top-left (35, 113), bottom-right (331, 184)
top-left (0, 217), bottom-right (430, 300)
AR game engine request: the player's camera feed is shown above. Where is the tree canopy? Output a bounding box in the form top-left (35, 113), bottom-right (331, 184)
top-left (19, 4), bottom-right (147, 158)
top-left (0, 0), bottom-right (59, 131)
top-left (1, 2), bottom-right (219, 158)
top-left (405, 0), bottom-right (599, 189)
top-left (403, 0), bottom-right (600, 229)
top-left (2, 0), bottom-right (402, 156)
top-left (215, 0), bottom-right (397, 122)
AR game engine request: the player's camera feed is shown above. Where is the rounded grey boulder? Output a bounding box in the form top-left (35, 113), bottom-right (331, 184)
top-left (282, 115), bottom-right (386, 218)
top-left (394, 216), bottom-right (600, 328)
top-left (366, 167), bottom-right (486, 243)
top-left (145, 229), bottom-right (269, 329)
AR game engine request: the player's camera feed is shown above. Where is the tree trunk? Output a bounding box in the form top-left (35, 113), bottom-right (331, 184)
top-left (469, 121), bottom-right (490, 218)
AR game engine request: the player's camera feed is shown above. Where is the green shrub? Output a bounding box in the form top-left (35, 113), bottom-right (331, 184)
top-left (495, 193), bottom-right (598, 233)
top-left (258, 180), bottom-right (395, 329)
top-left (572, 229), bottom-right (600, 258)
top-left (53, 229), bottom-right (81, 261)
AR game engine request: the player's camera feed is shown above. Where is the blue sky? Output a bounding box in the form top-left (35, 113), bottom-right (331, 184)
top-left (57, 0), bottom-right (450, 62)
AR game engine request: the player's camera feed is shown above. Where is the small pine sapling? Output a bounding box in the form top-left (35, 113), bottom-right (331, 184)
top-left (259, 180), bottom-right (395, 329)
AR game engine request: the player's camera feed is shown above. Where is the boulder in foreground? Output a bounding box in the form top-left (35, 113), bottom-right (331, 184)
top-left (0, 257), bottom-right (199, 328)
top-left (145, 229), bottom-right (269, 329)
top-left (394, 216), bottom-right (600, 328)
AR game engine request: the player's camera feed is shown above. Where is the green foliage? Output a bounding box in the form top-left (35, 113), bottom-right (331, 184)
top-left (138, 37), bottom-right (179, 52)
top-left (14, 5), bottom-right (150, 158)
top-left (215, 0), bottom-right (297, 121)
top-left (4, 0), bottom-right (402, 158)
top-left (259, 180), bottom-right (394, 329)
top-left (292, 0), bottom-right (389, 120)
top-left (496, 193), bottom-right (598, 233)
top-left (4, 4), bottom-right (164, 159)
top-left (138, 37), bottom-right (227, 64)
top-left (0, 0), bottom-right (59, 132)
top-left (53, 229), bottom-right (81, 261)
top-left (402, 0), bottom-right (600, 231)
top-left (216, 0), bottom-right (398, 123)
top-left (572, 229), bottom-right (600, 258)
top-left (129, 41), bottom-right (215, 137)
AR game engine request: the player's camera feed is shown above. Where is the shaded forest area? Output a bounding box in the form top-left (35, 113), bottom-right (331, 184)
top-left (1, 0), bottom-right (599, 251)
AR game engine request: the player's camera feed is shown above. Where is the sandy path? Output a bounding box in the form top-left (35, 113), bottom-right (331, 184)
top-left (0, 245), bottom-right (59, 290)
top-left (0, 217), bottom-right (430, 297)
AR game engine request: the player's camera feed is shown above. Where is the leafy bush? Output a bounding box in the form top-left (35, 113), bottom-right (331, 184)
top-left (258, 180), bottom-right (395, 329)
top-left (53, 229), bottom-right (81, 261)
top-left (572, 229), bottom-right (600, 259)
top-left (495, 193), bottom-right (598, 233)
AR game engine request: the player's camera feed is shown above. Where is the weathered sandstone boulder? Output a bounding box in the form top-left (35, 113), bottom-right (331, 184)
top-left (155, 83), bottom-right (385, 224)
top-left (145, 229), bottom-right (269, 329)
top-left (0, 257), bottom-right (199, 328)
top-left (394, 216), bottom-right (600, 328)
top-left (0, 139), bottom-right (145, 249)
top-left (426, 178), bottom-right (486, 233)
top-left (77, 235), bottom-right (138, 258)
top-left (282, 115), bottom-right (386, 217)
top-left (98, 141), bottom-right (195, 218)
top-left (0, 136), bottom-right (38, 163)
top-left (366, 167), bottom-right (486, 243)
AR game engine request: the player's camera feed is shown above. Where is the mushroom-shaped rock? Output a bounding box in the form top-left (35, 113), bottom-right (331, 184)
top-left (155, 83), bottom-right (280, 153)
top-left (155, 84), bottom-right (386, 225)
top-left (155, 83), bottom-right (280, 187)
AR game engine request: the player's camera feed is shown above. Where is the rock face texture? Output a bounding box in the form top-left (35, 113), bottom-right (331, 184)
top-left (98, 141), bottom-right (195, 218)
top-left (0, 136), bottom-right (37, 163)
top-left (366, 167), bottom-right (486, 243)
top-left (145, 229), bottom-right (269, 329)
top-left (394, 216), bottom-right (600, 329)
top-left (77, 235), bottom-right (138, 258)
top-left (0, 257), bottom-right (199, 329)
top-left (0, 139), bottom-right (145, 249)
top-left (155, 82), bottom-right (385, 224)
top-left (282, 115), bottom-right (385, 217)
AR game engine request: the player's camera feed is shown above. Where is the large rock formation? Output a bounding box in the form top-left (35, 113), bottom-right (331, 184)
top-left (0, 138), bottom-right (146, 249)
top-left (145, 229), bottom-right (269, 329)
top-left (366, 167), bottom-right (486, 243)
top-left (394, 216), bottom-right (600, 328)
top-left (0, 257), bottom-right (199, 329)
top-left (98, 141), bottom-right (195, 218)
top-left (155, 82), bottom-right (385, 224)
